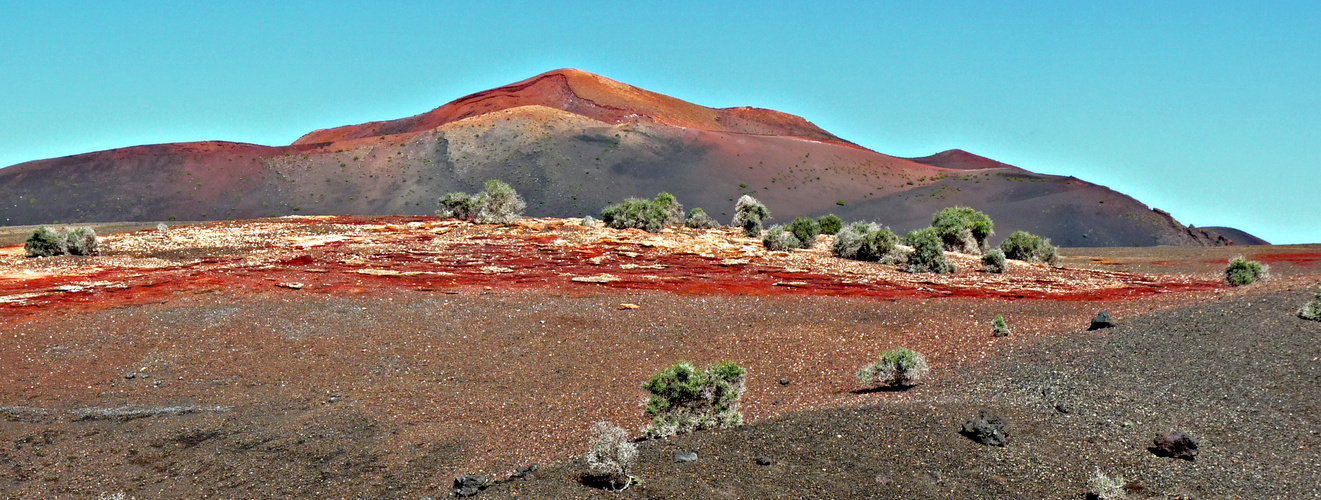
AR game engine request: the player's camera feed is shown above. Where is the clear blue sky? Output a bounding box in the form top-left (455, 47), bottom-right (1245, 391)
top-left (3, 1), bottom-right (1317, 243)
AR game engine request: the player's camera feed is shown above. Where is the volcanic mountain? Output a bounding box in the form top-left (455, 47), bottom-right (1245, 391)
top-left (0, 68), bottom-right (1251, 246)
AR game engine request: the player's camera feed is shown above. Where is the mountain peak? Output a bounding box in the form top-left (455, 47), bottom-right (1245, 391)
top-left (907, 149), bottom-right (1025, 171)
top-left (293, 69), bottom-right (852, 147)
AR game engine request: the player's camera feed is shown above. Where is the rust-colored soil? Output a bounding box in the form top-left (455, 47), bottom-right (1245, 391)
top-left (2, 218), bottom-right (1302, 498)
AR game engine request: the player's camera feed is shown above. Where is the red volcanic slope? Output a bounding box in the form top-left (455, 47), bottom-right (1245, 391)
top-left (908, 149), bottom-right (1027, 171)
top-left (294, 68), bottom-right (856, 147)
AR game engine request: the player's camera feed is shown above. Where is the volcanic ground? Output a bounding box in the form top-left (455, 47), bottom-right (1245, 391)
top-left (0, 218), bottom-right (1317, 498)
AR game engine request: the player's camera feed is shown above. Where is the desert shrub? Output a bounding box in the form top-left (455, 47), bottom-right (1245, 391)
top-left (982, 249), bottom-right (1006, 273)
top-left (817, 214), bottom-right (843, 235)
top-left (857, 348), bottom-right (929, 388)
top-left (65, 226), bottom-right (99, 256)
top-left (991, 314), bottom-right (1010, 337)
top-left (684, 207), bottom-right (721, 229)
top-left (730, 195), bottom-right (769, 237)
top-left (437, 192), bottom-right (478, 220)
top-left (602, 192), bottom-right (685, 232)
top-left (999, 230), bottom-right (1058, 265)
top-left (1299, 285), bottom-right (1321, 321)
top-left (905, 227), bottom-right (955, 274)
top-left (601, 198), bottom-right (658, 231)
top-left (583, 421), bottom-right (637, 491)
top-left (1088, 469), bottom-right (1127, 500)
top-left (931, 206), bottom-right (994, 253)
top-left (436, 179), bottom-right (525, 224)
top-left (580, 215), bottom-right (598, 227)
top-left (762, 225), bottom-right (801, 251)
top-left (787, 217), bottom-right (820, 249)
top-left (476, 179), bottom-right (526, 224)
top-left (830, 221), bottom-right (897, 262)
top-left (643, 360), bottom-right (746, 438)
top-left (1225, 257), bottom-right (1267, 286)
top-left (25, 226), bottom-right (68, 257)
top-left (651, 192), bottom-right (685, 225)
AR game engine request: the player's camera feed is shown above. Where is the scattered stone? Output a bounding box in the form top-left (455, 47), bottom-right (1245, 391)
top-left (452, 474), bottom-right (491, 497)
top-left (276, 282), bottom-right (305, 290)
top-left (1055, 403), bottom-right (1073, 414)
top-left (510, 464), bottom-right (539, 479)
top-left (124, 373), bottom-right (136, 379)
top-left (718, 258), bottom-right (749, 266)
top-left (960, 411), bottom-right (1009, 446)
top-left (755, 455), bottom-right (772, 466)
top-left (1089, 311), bottom-right (1115, 330)
top-left (874, 473), bottom-right (892, 485)
top-left (617, 303), bottom-right (640, 310)
top-left (674, 451), bottom-right (698, 463)
top-left (1150, 431), bottom-right (1199, 460)
top-left (572, 274), bottom-right (620, 283)
top-left (778, 377), bottom-right (790, 386)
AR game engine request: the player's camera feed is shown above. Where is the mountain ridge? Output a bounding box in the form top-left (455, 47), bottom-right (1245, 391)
top-left (0, 69), bottom-right (1260, 247)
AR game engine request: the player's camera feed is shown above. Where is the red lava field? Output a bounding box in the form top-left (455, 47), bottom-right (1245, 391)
top-left (1, 217), bottom-right (1318, 498)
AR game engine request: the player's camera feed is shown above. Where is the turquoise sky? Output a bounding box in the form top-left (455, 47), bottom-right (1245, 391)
top-left (3, 2), bottom-right (1317, 243)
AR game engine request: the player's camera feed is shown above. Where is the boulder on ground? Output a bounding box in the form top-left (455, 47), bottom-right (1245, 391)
top-left (1089, 311), bottom-right (1115, 330)
top-left (960, 411), bottom-right (1009, 446)
top-left (1150, 431), bottom-right (1199, 460)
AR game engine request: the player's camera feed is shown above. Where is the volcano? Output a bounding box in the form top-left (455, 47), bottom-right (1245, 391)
top-left (0, 69), bottom-right (1252, 246)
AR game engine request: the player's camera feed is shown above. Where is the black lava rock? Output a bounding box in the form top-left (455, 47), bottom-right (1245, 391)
top-left (960, 411), bottom-right (1009, 446)
top-left (755, 455), bottom-right (773, 466)
top-left (1150, 431), bottom-right (1199, 460)
top-left (1089, 311), bottom-right (1115, 330)
top-left (452, 473), bottom-right (491, 497)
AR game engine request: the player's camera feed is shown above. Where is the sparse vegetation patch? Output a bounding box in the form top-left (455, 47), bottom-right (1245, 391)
top-left (683, 207), bottom-right (720, 229)
top-left (761, 225), bottom-right (801, 251)
top-left (1299, 285), bottom-right (1321, 321)
top-left (904, 227), bottom-right (955, 274)
top-left (643, 361), bottom-right (746, 438)
top-left (817, 213), bottom-right (843, 235)
top-left (436, 179), bottom-right (526, 224)
top-left (730, 195), bottom-right (769, 237)
top-left (931, 206), bottom-right (994, 253)
top-left (982, 249), bottom-right (1006, 273)
top-left (601, 192), bottom-right (685, 232)
top-left (1224, 257), bottom-right (1267, 286)
top-left (857, 348), bottom-right (928, 388)
top-left (24, 225), bottom-right (99, 257)
top-left (1000, 230), bottom-right (1058, 265)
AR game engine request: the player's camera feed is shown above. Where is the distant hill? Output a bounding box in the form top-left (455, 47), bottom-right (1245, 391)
top-left (0, 69), bottom-right (1255, 246)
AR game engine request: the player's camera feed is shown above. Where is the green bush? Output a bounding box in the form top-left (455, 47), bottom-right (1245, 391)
top-left (1297, 285), bottom-right (1321, 321)
top-left (684, 207), bottom-right (721, 229)
top-left (999, 230), bottom-right (1059, 265)
top-left (1225, 257), bottom-right (1267, 286)
top-left (931, 206), bottom-right (994, 253)
top-left (788, 217), bottom-right (820, 248)
top-left (65, 226), bottom-right (99, 256)
top-left (982, 249), bottom-right (1006, 273)
top-left (991, 314), bottom-right (1010, 337)
top-left (436, 179), bottom-right (526, 224)
top-left (643, 360), bottom-right (746, 438)
top-left (905, 227), bottom-right (955, 274)
top-left (830, 221), bottom-right (898, 262)
top-left (602, 192), bottom-right (686, 232)
top-left (651, 192), bottom-right (685, 225)
top-left (857, 348), bottom-right (929, 388)
top-left (731, 195), bottom-right (769, 237)
top-left (24, 226), bottom-right (68, 257)
top-left (817, 214), bottom-right (843, 235)
top-left (762, 225), bottom-right (801, 251)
